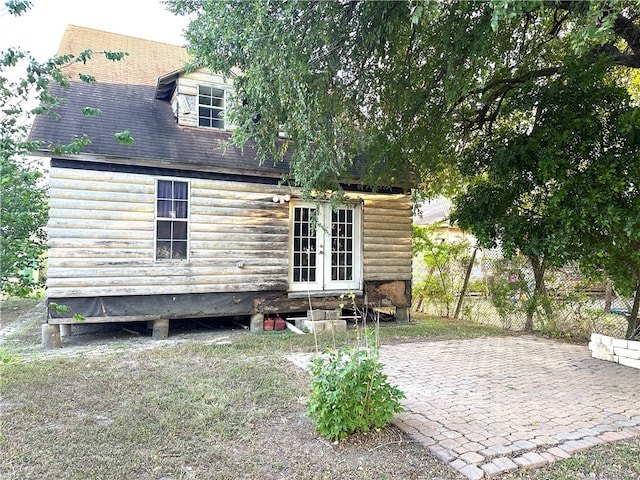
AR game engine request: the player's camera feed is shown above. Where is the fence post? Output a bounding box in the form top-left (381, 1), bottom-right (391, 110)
top-left (454, 247), bottom-right (478, 320)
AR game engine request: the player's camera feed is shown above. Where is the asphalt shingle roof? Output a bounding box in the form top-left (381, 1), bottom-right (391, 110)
top-left (29, 82), bottom-right (289, 177)
top-left (57, 25), bottom-right (190, 86)
top-left (29, 25), bottom-right (289, 177)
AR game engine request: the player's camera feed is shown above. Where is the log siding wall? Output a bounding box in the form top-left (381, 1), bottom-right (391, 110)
top-left (47, 165), bottom-right (412, 298)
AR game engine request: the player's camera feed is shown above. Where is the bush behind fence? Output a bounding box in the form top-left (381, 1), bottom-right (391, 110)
top-left (413, 247), bottom-right (631, 341)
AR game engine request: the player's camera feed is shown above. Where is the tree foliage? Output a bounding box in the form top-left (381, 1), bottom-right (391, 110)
top-left (168, 0), bottom-right (639, 197)
top-left (1, 1), bottom-right (130, 296)
top-left (0, 156), bottom-right (48, 296)
top-left (167, 0), bottom-right (640, 336)
top-left (412, 223), bottom-right (471, 317)
top-left (451, 58), bottom-right (640, 337)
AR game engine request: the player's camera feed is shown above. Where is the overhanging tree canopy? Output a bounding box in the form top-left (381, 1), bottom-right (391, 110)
top-left (450, 58), bottom-right (640, 336)
top-left (168, 0), bottom-right (639, 196)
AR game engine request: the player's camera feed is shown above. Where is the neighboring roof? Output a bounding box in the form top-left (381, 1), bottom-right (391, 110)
top-left (57, 25), bottom-right (190, 86)
top-left (29, 82), bottom-right (289, 178)
top-left (414, 197), bottom-right (452, 225)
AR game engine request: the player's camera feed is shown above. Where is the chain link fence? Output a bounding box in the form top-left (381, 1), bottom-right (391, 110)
top-left (413, 246), bottom-right (632, 341)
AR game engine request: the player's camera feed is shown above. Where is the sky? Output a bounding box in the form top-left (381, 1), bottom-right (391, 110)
top-left (0, 0), bottom-right (191, 61)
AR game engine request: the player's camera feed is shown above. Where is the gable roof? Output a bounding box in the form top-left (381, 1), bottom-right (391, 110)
top-left (58, 25), bottom-right (190, 86)
top-left (30, 82), bottom-right (289, 178)
top-left (29, 25), bottom-right (289, 178)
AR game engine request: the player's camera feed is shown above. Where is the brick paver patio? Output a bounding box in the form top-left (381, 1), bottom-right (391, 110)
top-left (381, 336), bottom-right (640, 479)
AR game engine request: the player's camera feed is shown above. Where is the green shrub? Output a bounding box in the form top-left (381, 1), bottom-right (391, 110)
top-left (305, 346), bottom-right (405, 442)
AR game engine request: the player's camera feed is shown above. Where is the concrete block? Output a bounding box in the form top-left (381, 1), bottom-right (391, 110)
top-left (614, 347), bottom-right (640, 360)
top-left (612, 338), bottom-right (628, 349)
top-left (627, 339), bottom-right (640, 351)
top-left (590, 343), bottom-right (615, 361)
top-left (512, 440), bottom-right (537, 452)
top-left (618, 356), bottom-right (640, 370)
top-left (514, 452), bottom-right (548, 469)
top-left (601, 335), bottom-right (614, 346)
top-left (307, 309), bottom-right (341, 321)
top-left (395, 306), bottom-right (410, 324)
top-left (429, 445), bottom-right (456, 463)
top-left (301, 319), bottom-right (347, 334)
top-left (42, 324), bottom-right (61, 349)
top-left (250, 313), bottom-right (264, 332)
top-left (482, 457), bottom-right (518, 475)
top-left (459, 451), bottom-right (485, 464)
top-left (458, 464), bottom-right (484, 480)
top-left (59, 324), bottom-right (72, 337)
top-left (590, 333), bottom-right (603, 344)
top-left (152, 319), bottom-right (169, 340)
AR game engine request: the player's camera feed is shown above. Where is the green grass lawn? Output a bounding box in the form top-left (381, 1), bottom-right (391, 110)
top-left (1, 302), bottom-right (638, 480)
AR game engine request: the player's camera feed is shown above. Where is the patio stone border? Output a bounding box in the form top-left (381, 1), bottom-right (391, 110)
top-left (589, 333), bottom-right (640, 370)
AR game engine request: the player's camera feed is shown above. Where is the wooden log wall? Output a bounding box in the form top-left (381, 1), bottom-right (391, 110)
top-left (47, 164), bottom-right (412, 299)
top-left (360, 193), bottom-right (413, 281)
top-left (47, 166), bottom-right (291, 298)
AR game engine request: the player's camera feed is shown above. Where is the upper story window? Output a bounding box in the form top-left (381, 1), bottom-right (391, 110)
top-left (198, 85), bottom-right (226, 129)
top-left (156, 179), bottom-right (189, 260)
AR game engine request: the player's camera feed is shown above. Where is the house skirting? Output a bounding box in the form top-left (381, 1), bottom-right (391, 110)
top-left (47, 292), bottom-right (260, 324)
top-left (47, 280), bottom-right (411, 325)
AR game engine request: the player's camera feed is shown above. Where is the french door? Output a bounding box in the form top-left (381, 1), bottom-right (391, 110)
top-left (289, 202), bottom-right (362, 293)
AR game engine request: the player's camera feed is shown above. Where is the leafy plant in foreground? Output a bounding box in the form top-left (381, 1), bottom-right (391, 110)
top-left (305, 345), bottom-right (405, 442)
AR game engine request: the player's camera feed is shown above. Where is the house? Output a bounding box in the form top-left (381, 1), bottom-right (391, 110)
top-left (29, 26), bottom-right (413, 345)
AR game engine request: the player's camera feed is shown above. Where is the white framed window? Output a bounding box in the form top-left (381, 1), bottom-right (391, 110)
top-left (155, 179), bottom-right (189, 260)
top-left (198, 85), bottom-right (227, 129)
top-left (289, 202), bottom-right (362, 293)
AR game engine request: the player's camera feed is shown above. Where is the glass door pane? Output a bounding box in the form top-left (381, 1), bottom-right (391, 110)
top-left (291, 206), bottom-right (318, 285)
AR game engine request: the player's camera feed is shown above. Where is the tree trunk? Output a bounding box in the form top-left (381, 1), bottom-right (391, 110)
top-left (604, 278), bottom-right (613, 312)
top-left (625, 278), bottom-right (640, 340)
top-left (527, 255), bottom-right (553, 331)
top-left (454, 248), bottom-right (478, 320)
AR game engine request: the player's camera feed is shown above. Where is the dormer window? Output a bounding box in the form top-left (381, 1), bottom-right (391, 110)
top-left (198, 85), bottom-right (227, 129)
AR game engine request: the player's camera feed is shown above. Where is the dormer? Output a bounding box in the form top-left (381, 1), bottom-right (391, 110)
top-left (156, 68), bottom-right (236, 130)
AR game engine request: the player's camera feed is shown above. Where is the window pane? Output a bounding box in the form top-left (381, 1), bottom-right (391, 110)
top-left (173, 221), bottom-right (187, 240)
top-left (156, 240), bottom-right (171, 259)
top-left (174, 200), bottom-right (188, 219)
top-left (172, 241), bottom-right (187, 259)
top-left (174, 182), bottom-right (188, 200)
top-left (157, 199), bottom-right (172, 218)
top-left (157, 221), bottom-right (171, 239)
top-left (158, 180), bottom-right (172, 199)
